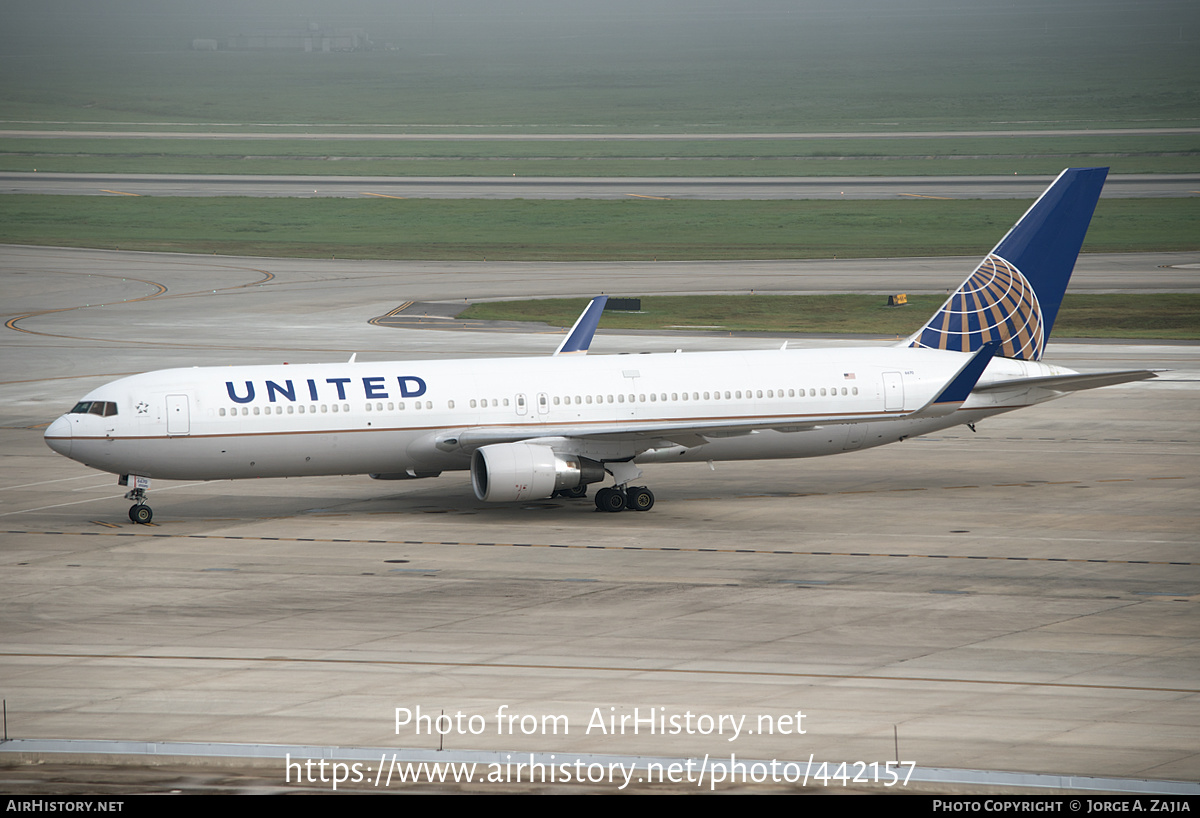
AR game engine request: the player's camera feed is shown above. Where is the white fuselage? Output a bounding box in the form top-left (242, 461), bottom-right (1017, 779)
top-left (43, 345), bottom-right (1071, 485)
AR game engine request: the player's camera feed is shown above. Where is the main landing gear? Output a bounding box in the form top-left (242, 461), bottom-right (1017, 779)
top-left (594, 485), bottom-right (655, 513)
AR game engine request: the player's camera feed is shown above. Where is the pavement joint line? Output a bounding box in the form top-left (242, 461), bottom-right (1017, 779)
top-left (4, 529), bottom-right (1194, 565)
top-left (1, 652), bottom-right (1196, 694)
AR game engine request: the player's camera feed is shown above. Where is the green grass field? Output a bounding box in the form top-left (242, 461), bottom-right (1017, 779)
top-left (3, 132), bottom-right (1196, 177)
top-left (1, 6), bottom-right (1194, 177)
top-left (461, 294), bottom-right (1200, 340)
top-left (0, 195), bottom-right (1194, 260)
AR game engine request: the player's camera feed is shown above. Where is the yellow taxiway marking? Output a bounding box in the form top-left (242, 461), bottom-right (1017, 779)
top-left (626, 193), bottom-right (671, 200)
top-left (898, 193), bottom-right (953, 200)
top-left (99, 189), bottom-right (141, 196)
top-left (361, 192), bottom-right (406, 200)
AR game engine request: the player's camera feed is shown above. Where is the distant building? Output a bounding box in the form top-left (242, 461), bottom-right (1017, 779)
top-left (224, 26), bottom-right (371, 52)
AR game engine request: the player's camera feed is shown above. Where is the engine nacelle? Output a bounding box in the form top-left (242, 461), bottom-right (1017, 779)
top-left (471, 443), bottom-right (604, 502)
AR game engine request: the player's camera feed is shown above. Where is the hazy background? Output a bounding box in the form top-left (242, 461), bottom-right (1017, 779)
top-left (1, 0), bottom-right (1196, 130)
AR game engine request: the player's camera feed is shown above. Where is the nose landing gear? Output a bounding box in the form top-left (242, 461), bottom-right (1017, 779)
top-left (120, 474), bottom-right (153, 524)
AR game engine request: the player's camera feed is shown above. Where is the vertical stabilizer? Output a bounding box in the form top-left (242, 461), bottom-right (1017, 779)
top-left (554, 296), bottom-right (609, 355)
top-left (907, 167), bottom-right (1108, 361)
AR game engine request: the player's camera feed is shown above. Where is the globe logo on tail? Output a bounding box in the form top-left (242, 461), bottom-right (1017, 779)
top-left (911, 254), bottom-right (1045, 361)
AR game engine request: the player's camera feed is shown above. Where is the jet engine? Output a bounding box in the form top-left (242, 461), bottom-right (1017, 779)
top-left (471, 443), bottom-right (604, 502)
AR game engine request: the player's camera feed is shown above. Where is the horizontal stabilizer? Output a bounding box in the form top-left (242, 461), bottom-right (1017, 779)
top-left (910, 342), bottom-right (1000, 418)
top-left (974, 369), bottom-right (1158, 394)
top-left (932, 341), bottom-right (999, 405)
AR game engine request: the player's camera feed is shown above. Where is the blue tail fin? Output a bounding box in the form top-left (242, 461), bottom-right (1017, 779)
top-left (554, 295), bottom-right (608, 356)
top-left (908, 167), bottom-right (1108, 361)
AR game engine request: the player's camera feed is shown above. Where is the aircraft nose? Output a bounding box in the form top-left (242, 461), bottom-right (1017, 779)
top-left (44, 415), bottom-right (72, 457)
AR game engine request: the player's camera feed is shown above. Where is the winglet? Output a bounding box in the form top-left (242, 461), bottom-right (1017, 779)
top-left (554, 296), bottom-right (609, 356)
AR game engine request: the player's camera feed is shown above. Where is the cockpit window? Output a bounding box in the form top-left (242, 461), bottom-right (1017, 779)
top-left (70, 401), bottom-right (117, 417)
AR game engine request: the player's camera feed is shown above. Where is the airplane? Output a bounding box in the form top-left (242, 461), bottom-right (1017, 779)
top-left (44, 167), bottom-right (1156, 523)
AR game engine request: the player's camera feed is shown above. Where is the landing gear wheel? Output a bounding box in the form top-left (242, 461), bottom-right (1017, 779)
top-left (627, 486), bottom-right (655, 511)
top-left (595, 487), bottom-right (626, 513)
top-left (129, 504), bottom-right (153, 524)
top-left (564, 484), bottom-right (588, 499)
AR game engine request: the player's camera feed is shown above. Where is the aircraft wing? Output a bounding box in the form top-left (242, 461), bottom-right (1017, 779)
top-left (452, 414), bottom-right (833, 451)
